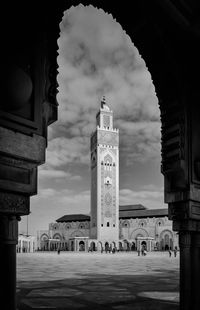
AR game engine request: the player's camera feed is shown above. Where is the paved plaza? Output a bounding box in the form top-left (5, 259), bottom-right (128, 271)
top-left (17, 251), bottom-right (179, 310)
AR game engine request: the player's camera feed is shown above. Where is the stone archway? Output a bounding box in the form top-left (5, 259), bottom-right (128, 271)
top-left (105, 242), bottom-right (110, 253)
top-left (130, 228), bottom-right (149, 240)
top-left (118, 241), bottom-right (123, 251)
top-left (89, 241), bottom-right (96, 252)
top-left (2, 2), bottom-right (200, 309)
top-left (160, 229), bottom-right (173, 251)
top-left (131, 242), bottom-right (136, 251)
top-left (79, 241), bottom-right (85, 251)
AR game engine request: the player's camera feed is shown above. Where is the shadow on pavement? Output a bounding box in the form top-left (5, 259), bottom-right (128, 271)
top-left (17, 270), bottom-right (179, 310)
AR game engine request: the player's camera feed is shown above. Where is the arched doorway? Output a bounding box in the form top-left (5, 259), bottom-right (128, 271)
top-left (160, 230), bottom-right (173, 251)
top-left (89, 241), bottom-right (96, 252)
top-left (6, 2), bottom-right (200, 310)
top-left (118, 241), bottom-right (123, 251)
top-left (105, 242), bottom-right (110, 253)
top-left (141, 241), bottom-right (147, 250)
top-left (131, 242), bottom-right (136, 251)
top-left (79, 241), bottom-right (85, 251)
top-left (164, 235), bottom-right (170, 250)
top-left (71, 241), bottom-right (74, 252)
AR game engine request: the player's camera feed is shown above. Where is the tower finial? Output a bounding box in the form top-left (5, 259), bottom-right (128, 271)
top-left (101, 95), bottom-right (106, 108)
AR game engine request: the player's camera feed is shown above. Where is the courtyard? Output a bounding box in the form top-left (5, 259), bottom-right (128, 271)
top-left (17, 251), bottom-right (179, 310)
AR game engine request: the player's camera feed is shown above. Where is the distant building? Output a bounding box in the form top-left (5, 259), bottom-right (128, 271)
top-left (37, 204), bottom-right (178, 252)
top-left (37, 99), bottom-right (179, 252)
top-left (17, 234), bottom-right (36, 253)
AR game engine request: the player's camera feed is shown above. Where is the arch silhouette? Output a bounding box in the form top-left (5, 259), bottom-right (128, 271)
top-left (3, 2), bottom-right (199, 309)
top-left (160, 229), bottom-right (173, 239)
top-left (70, 230), bottom-right (84, 237)
top-left (52, 233), bottom-right (62, 240)
top-left (130, 228), bottom-right (149, 239)
top-left (40, 233), bottom-right (49, 241)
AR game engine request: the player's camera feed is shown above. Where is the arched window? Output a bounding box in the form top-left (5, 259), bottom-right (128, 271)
top-left (156, 218), bottom-right (164, 226)
top-left (122, 220), bottom-right (130, 228)
top-left (138, 220), bottom-right (147, 227)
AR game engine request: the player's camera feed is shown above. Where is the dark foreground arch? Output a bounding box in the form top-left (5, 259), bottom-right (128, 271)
top-left (0, 1), bottom-right (200, 309)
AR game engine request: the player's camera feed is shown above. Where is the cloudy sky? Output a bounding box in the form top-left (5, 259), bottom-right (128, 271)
top-left (19, 4), bottom-right (165, 236)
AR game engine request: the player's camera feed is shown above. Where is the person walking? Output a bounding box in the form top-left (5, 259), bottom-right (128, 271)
top-left (174, 247), bottom-right (178, 257)
top-left (168, 249), bottom-right (172, 257)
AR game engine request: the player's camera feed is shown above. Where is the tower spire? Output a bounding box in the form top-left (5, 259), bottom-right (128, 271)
top-left (101, 95), bottom-right (106, 108)
top-left (100, 95), bottom-right (110, 111)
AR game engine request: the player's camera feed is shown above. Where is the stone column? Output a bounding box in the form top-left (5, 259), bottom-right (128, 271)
top-left (177, 230), bottom-right (200, 310)
top-left (0, 214), bottom-right (20, 310)
top-left (161, 93), bottom-right (200, 309)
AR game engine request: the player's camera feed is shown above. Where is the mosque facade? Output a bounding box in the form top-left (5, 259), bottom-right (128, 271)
top-left (37, 99), bottom-right (179, 252)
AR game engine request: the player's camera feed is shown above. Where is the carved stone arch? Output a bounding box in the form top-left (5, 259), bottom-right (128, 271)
top-left (89, 240), bottom-right (97, 246)
top-left (160, 229), bottom-right (174, 251)
top-left (70, 230), bottom-right (84, 238)
top-left (65, 223), bottom-right (71, 229)
top-left (156, 218), bottom-right (165, 227)
top-left (53, 233), bottom-right (62, 240)
top-left (53, 223), bottom-right (59, 230)
top-left (78, 223), bottom-right (85, 229)
top-left (122, 220), bottom-right (130, 228)
top-left (138, 219), bottom-right (147, 227)
top-left (104, 153), bottom-right (113, 164)
top-left (130, 228), bottom-right (149, 239)
top-left (2, 1), bottom-right (198, 309)
top-left (40, 233), bottom-right (49, 241)
top-left (160, 229), bottom-right (173, 239)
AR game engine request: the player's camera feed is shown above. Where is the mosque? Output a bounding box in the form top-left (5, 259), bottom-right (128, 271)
top-left (37, 98), bottom-right (179, 252)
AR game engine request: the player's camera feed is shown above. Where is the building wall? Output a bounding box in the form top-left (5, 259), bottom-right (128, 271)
top-left (17, 234), bottom-right (36, 253)
top-left (49, 221), bottom-right (90, 240)
top-left (119, 216), bottom-right (179, 250)
top-left (37, 215), bottom-right (179, 251)
top-left (37, 222), bottom-right (90, 250)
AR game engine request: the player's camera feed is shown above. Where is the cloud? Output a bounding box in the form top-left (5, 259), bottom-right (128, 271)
top-left (45, 136), bottom-right (90, 167)
top-left (119, 187), bottom-right (165, 209)
top-left (118, 120), bottom-right (161, 164)
top-left (33, 187), bottom-right (90, 214)
top-left (39, 168), bottom-right (81, 181)
top-left (38, 188), bottom-right (58, 198)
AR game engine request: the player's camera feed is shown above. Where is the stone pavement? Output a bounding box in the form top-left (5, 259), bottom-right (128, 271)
top-left (17, 251), bottom-right (179, 310)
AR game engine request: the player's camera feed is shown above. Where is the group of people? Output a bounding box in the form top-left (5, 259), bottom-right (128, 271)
top-left (137, 244), bottom-right (147, 256)
top-left (168, 246), bottom-right (178, 257)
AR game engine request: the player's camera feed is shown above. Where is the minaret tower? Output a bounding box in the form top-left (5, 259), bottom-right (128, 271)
top-left (90, 97), bottom-right (119, 245)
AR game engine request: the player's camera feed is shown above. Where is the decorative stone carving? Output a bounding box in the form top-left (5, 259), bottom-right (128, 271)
top-left (0, 192), bottom-right (29, 215)
top-left (98, 130), bottom-right (119, 146)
